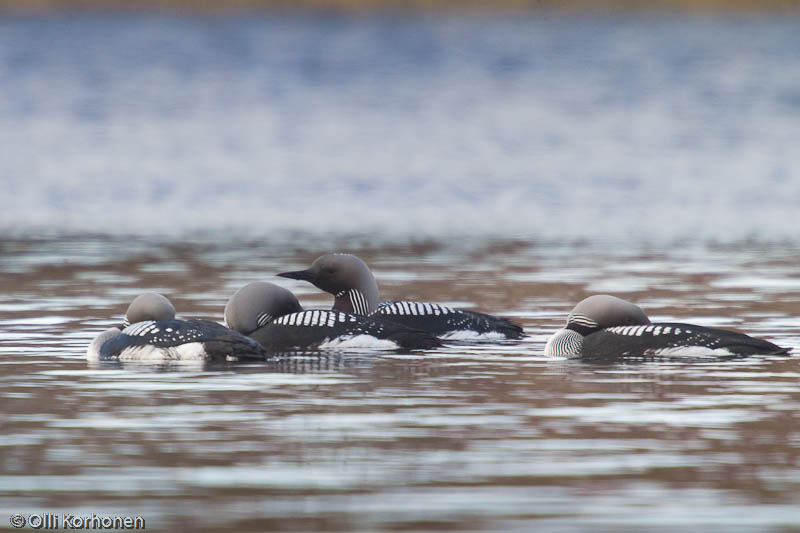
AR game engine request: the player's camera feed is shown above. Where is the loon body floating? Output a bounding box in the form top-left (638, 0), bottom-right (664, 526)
top-left (545, 295), bottom-right (789, 359)
top-left (224, 282), bottom-right (441, 351)
top-left (278, 254), bottom-right (524, 340)
top-left (87, 293), bottom-right (267, 361)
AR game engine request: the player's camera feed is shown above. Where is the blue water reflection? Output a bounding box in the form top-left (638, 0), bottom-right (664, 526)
top-left (1, 13), bottom-right (799, 242)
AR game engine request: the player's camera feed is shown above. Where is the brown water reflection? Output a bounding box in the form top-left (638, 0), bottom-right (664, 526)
top-left (1, 237), bottom-right (799, 532)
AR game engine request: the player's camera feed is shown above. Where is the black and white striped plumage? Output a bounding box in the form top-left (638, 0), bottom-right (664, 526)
top-left (249, 308), bottom-right (441, 351)
top-left (373, 301), bottom-right (523, 340)
top-left (86, 293), bottom-right (267, 362)
top-left (225, 282), bottom-right (441, 352)
top-left (90, 319), bottom-right (268, 361)
top-left (545, 295), bottom-right (789, 359)
top-left (278, 254), bottom-right (524, 340)
top-left (580, 322), bottom-right (790, 359)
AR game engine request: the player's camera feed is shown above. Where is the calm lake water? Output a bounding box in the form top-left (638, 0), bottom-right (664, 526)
top-left (2, 9), bottom-right (800, 532)
top-left (2, 237), bottom-right (800, 531)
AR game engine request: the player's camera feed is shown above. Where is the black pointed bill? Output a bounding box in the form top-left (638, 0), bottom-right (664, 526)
top-left (278, 269), bottom-right (316, 282)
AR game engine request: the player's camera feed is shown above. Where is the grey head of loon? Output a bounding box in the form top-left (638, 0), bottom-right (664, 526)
top-left (88, 292), bottom-right (178, 359)
top-left (545, 295), bottom-right (651, 357)
top-left (278, 253), bottom-right (380, 316)
top-left (224, 281), bottom-right (304, 335)
top-left (566, 295), bottom-right (650, 334)
top-left (123, 292), bottom-right (176, 327)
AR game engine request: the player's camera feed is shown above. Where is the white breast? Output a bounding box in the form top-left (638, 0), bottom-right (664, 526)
top-left (118, 342), bottom-right (208, 361)
top-left (318, 335), bottom-right (399, 351)
top-left (644, 346), bottom-right (734, 357)
top-left (440, 330), bottom-right (507, 341)
top-left (86, 328), bottom-right (122, 360)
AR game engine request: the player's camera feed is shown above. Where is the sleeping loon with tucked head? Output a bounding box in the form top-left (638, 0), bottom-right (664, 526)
top-left (87, 292), bottom-right (267, 361)
top-left (224, 281), bottom-right (441, 351)
top-left (278, 253), bottom-right (524, 340)
top-left (545, 294), bottom-right (790, 359)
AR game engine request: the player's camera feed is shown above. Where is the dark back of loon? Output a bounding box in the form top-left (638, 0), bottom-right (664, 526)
top-left (225, 281), bottom-right (441, 351)
top-left (278, 253), bottom-right (524, 339)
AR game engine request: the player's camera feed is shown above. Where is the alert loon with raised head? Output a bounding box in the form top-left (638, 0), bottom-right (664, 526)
top-left (545, 294), bottom-right (790, 359)
top-left (278, 253), bottom-right (524, 340)
top-left (87, 293), bottom-right (267, 361)
top-left (224, 281), bottom-right (441, 351)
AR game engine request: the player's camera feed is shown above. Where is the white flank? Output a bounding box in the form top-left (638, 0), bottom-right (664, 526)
top-left (440, 330), bottom-right (508, 342)
top-left (318, 334), bottom-right (399, 351)
top-left (118, 342), bottom-right (208, 361)
top-left (645, 346), bottom-right (734, 357)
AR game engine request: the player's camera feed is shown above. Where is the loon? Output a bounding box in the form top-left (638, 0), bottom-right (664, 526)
top-left (545, 294), bottom-right (790, 359)
top-left (87, 292), bottom-right (267, 361)
top-left (224, 281), bottom-right (441, 351)
top-left (278, 253), bottom-right (524, 340)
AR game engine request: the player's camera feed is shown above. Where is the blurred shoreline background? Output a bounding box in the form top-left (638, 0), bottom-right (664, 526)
top-left (2, 1), bottom-right (799, 246)
top-left (1, 0), bottom-right (799, 12)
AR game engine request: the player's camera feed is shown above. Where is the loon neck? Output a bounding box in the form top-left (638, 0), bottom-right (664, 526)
top-left (334, 289), bottom-right (375, 316)
top-left (544, 328), bottom-right (585, 357)
top-left (566, 322), bottom-right (599, 337)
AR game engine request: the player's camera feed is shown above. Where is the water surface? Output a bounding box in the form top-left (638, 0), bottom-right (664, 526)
top-left (2, 238), bottom-right (799, 531)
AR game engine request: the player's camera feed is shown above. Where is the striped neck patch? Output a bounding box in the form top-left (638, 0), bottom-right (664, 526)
top-left (348, 290), bottom-right (371, 316)
top-left (544, 328), bottom-right (584, 357)
top-left (256, 312), bottom-right (274, 328)
top-left (566, 313), bottom-right (599, 329)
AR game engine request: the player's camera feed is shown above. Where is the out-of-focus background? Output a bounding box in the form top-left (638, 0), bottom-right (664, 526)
top-left (1, 1), bottom-right (799, 245)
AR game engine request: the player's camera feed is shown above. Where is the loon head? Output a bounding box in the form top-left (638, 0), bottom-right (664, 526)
top-left (566, 295), bottom-right (650, 334)
top-left (123, 293), bottom-right (176, 327)
top-left (278, 253), bottom-right (380, 315)
top-left (545, 295), bottom-right (650, 357)
top-left (224, 282), bottom-right (304, 335)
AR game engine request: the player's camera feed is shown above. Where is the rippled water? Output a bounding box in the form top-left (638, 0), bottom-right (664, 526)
top-left (2, 237), bottom-right (800, 531)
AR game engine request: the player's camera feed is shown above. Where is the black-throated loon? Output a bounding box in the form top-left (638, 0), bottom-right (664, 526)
top-left (278, 253), bottom-right (524, 340)
top-left (87, 292), bottom-right (267, 361)
top-left (545, 294), bottom-right (789, 359)
top-left (224, 281), bottom-right (441, 351)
